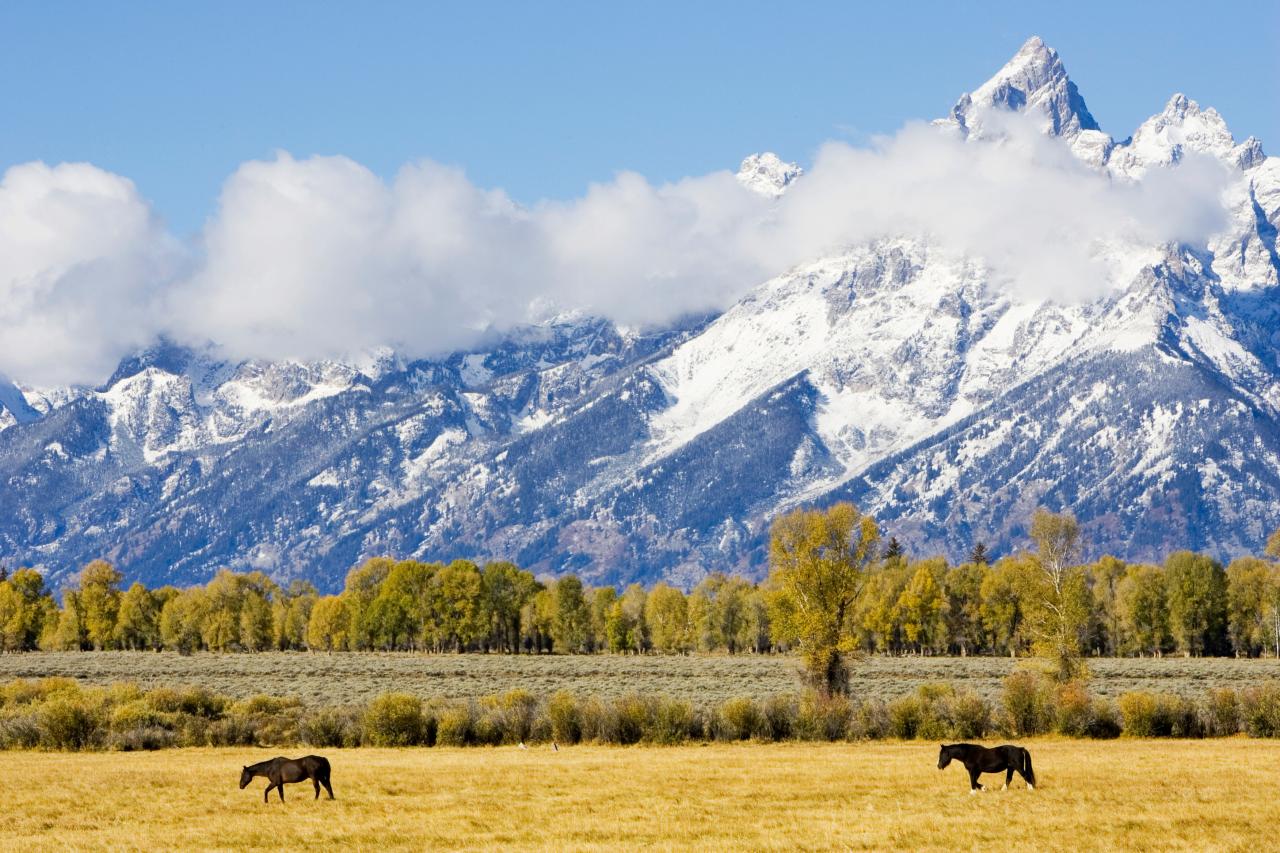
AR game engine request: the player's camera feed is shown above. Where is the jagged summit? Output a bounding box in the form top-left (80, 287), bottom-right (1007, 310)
top-left (736, 152), bottom-right (803, 198)
top-left (1108, 92), bottom-right (1263, 177)
top-left (942, 36), bottom-right (1100, 140)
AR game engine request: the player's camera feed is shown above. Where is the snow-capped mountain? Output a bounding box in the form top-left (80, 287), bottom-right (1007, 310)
top-left (2, 37), bottom-right (1277, 590)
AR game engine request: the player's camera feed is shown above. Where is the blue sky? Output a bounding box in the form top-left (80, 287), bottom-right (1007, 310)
top-left (2, 0), bottom-right (1277, 235)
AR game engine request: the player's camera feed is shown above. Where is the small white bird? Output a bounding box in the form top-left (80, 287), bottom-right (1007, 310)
top-left (518, 742), bottom-right (528, 750)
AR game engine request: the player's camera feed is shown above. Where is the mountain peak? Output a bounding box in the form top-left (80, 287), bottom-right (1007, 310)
top-left (946, 36), bottom-right (1100, 139)
top-left (736, 152), bottom-right (803, 198)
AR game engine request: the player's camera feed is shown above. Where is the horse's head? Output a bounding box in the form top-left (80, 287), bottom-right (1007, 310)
top-left (937, 745), bottom-right (951, 770)
top-left (239, 766), bottom-right (252, 789)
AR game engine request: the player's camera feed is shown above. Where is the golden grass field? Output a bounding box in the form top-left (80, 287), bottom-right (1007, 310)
top-left (1, 740), bottom-right (1276, 851)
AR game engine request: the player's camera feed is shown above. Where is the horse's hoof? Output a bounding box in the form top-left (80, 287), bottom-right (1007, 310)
top-left (1001, 784), bottom-right (1007, 791)
top-left (969, 789), bottom-right (977, 796)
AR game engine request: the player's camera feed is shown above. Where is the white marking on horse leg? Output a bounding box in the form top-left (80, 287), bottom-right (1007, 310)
top-left (969, 788), bottom-right (977, 796)
top-left (1001, 783), bottom-right (1007, 791)
top-left (1028, 784), bottom-right (1035, 791)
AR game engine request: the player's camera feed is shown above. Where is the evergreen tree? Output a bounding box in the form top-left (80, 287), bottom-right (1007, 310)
top-left (969, 542), bottom-right (990, 566)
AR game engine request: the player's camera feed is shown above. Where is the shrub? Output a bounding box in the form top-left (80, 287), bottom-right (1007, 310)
top-left (146, 686), bottom-right (225, 718)
top-left (759, 695), bottom-right (797, 742)
top-left (1240, 683), bottom-right (1280, 737)
top-left (885, 685), bottom-right (990, 740)
top-left (435, 705), bottom-right (474, 747)
top-left (1087, 698), bottom-right (1122, 739)
top-left (2, 678), bottom-right (79, 708)
top-left (645, 697), bottom-right (695, 745)
top-left (38, 697), bottom-right (106, 750)
top-left (546, 691), bottom-right (582, 745)
top-left (109, 701), bottom-right (172, 734)
top-left (233, 694), bottom-right (302, 717)
top-left (795, 691), bottom-right (852, 741)
top-left (109, 726), bottom-right (176, 751)
top-left (0, 711), bottom-right (41, 749)
top-left (1001, 670), bottom-right (1054, 736)
top-left (207, 714), bottom-right (261, 747)
top-left (483, 690), bottom-right (539, 745)
top-left (1118, 691), bottom-right (1200, 738)
top-left (849, 699), bottom-right (890, 740)
top-left (1204, 688), bottom-right (1240, 737)
top-left (578, 697), bottom-right (617, 744)
top-left (299, 708), bottom-right (360, 748)
top-left (1053, 681), bottom-right (1094, 737)
top-left (716, 697), bottom-right (761, 741)
top-left (945, 689), bottom-right (992, 740)
top-left (887, 695), bottom-right (923, 739)
top-left (362, 693), bottom-right (426, 747)
top-left (613, 694), bottom-right (648, 745)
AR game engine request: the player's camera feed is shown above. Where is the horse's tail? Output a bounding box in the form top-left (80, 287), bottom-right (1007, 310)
top-left (1022, 748), bottom-right (1035, 787)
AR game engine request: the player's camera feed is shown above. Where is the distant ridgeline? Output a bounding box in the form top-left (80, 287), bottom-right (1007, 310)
top-left (3, 521), bottom-right (1280, 658)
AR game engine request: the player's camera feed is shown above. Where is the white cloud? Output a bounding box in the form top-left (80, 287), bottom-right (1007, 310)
top-left (0, 162), bottom-right (180, 385)
top-left (0, 113), bottom-right (1235, 386)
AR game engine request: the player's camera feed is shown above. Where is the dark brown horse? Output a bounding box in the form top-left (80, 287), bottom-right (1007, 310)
top-left (239, 755), bottom-right (334, 803)
top-left (938, 743), bottom-right (1035, 793)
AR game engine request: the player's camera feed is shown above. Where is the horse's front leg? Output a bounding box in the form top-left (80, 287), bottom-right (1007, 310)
top-left (968, 768), bottom-right (983, 794)
top-left (263, 782), bottom-right (273, 804)
top-left (278, 782), bottom-right (286, 803)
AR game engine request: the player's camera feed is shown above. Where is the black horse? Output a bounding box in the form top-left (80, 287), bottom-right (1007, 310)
top-left (937, 743), bottom-right (1035, 793)
top-left (239, 755), bottom-right (335, 803)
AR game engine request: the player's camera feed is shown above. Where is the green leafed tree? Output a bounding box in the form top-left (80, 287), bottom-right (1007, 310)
top-left (645, 583), bottom-right (691, 653)
top-left (77, 560), bottom-right (124, 650)
top-left (481, 561), bottom-right (539, 653)
top-left (1165, 551), bottom-right (1229, 656)
top-left (895, 558), bottom-right (948, 653)
top-left (306, 595), bottom-right (350, 652)
top-left (1023, 509), bottom-right (1091, 681)
top-left (766, 502), bottom-right (880, 695)
top-left (1117, 563), bottom-right (1170, 656)
top-left (114, 582), bottom-right (161, 650)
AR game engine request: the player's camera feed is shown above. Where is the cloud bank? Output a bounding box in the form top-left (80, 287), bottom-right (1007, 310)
top-left (0, 114), bottom-right (1232, 386)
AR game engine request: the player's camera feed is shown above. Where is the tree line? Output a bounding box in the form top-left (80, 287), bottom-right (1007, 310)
top-left (2, 508), bottom-right (1279, 663)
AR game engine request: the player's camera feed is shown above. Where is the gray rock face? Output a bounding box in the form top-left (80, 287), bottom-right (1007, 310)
top-left (2, 38), bottom-right (1279, 591)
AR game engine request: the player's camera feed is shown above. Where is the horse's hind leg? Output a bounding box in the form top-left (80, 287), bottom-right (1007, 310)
top-left (322, 776), bottom-right (335, 800)
top-left (314, 778), bottom-right (321, 800)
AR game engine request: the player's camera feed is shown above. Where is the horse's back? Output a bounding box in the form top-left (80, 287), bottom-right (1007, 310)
top-left (300, 755), bottom-right (330, 776)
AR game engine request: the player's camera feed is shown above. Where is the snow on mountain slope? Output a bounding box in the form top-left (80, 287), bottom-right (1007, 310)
top-left (1, 37), bottom-right (1278, 589)
top-left (736, 152), bottom-right (803, 198)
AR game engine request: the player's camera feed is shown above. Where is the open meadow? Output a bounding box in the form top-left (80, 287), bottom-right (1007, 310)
top-left (0, 740), bottom-right (1276, 851)
top-left (1, 652), bottom-right (1278, 705)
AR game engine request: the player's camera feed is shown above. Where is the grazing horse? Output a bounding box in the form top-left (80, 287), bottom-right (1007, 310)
top-left (937, 743), bottom-right (1035, 794)
top-left (239, 755), bottom-right (334, 803)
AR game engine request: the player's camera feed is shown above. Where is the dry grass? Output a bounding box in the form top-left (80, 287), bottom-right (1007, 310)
top-left (1, 652), bottom-right (1278, 705)
top-left (0, 740), bottom-right (1275, 851)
